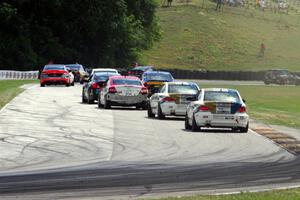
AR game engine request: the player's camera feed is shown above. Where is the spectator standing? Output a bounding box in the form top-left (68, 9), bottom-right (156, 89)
top-left (216, 0), bottom-right (222, 11)
top-left (258, 43), bottom-right (266, 58)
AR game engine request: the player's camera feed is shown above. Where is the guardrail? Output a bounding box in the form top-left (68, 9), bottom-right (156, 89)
top-left (0, 70), bottom-right (39, 80)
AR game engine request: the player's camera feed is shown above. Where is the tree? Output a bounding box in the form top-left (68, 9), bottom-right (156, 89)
top-left (0, 0), bottom-right (160, 70)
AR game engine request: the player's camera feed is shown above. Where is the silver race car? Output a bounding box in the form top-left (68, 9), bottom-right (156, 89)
top-left (185, 88), bottom-right (249, 132)
top-left (148, 82), bottom-right (200, 119)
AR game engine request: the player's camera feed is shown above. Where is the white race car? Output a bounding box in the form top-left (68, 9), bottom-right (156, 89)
top-left (185, 88), bottom-right (249, 132)
top-left (148, 82), bottom-right (200, 119)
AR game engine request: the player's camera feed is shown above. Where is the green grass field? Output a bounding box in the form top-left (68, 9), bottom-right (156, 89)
top-left (200, 84), bottom-right (300, 128)
top-left (147, 188), bottom-right (300, 200)
top-left (0, 80), bottom-right (37, 109)
top-left (143, 0), bottom-right (300, 71)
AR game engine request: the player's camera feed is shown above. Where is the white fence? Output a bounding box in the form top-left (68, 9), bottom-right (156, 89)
top-left (0, 70), bottom-right (39, 80)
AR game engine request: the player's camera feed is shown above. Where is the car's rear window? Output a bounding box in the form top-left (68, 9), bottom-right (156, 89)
top-left (113, 79), bottom-right (141, 86)
top-left (67, 65), bottom-right (81, 70)
top-left (168, 84), bottom-right (198, 94)
top-left (204, 91), bottom-right (240, 103)
top-left (143, 73), bottom-right (173, 82)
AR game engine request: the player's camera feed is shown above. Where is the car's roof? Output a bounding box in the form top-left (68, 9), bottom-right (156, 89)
top-left (203, 88), bottom-right (238, 93)
top-left (92, 68), bottom-right (118, 71)
top-left (44, 64), bottom-right (66, 68)
top-left (167, 81), bottom-right (197, 85)
top-left (110, 75), bottom-right (140, 80)
top-left (66, 64), bottom-right (82, 66)
top-left (143, 71), bottom-right (171, 75)
top-left (94, 72), bottom-right (120, 76)
top-left (132, 66), bottom-right (153, 70)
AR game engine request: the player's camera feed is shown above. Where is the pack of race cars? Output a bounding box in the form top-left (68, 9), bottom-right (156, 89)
top-left (39, 64), bottom-right (249, 132)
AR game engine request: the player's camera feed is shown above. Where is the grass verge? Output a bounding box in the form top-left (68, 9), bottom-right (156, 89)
top-left (143, 0), bottom-right (300, 71)
top-left (0, 80), bottom-right (37, 109)
top-left (199, 84), bottom-right (300, 128)
top-left (146, 188), bottom-right (300, 200)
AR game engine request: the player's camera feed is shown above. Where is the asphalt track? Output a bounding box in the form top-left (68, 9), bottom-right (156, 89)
top-left (0, 84), bottom-right (299, 199)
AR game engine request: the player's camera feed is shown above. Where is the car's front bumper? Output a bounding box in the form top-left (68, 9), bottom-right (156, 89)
top-left (40, 78), bottom-right (70, 85)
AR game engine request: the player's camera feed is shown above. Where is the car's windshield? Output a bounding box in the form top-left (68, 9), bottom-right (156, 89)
top-left (204, 91), bottom-right (241, 103)
top-left (112, 79), bottom-right (141, 86)
top-left (168, 84), bottom-right (198, 94)
top-left (143, 73), bottom-right (173, 82)
top-left (44, 65), bottom-right (65, 70)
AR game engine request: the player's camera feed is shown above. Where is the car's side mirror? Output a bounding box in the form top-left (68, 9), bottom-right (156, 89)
top-left (242, 99), bottom-right (246, 103)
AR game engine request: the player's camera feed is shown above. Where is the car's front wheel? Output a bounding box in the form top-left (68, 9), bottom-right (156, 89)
top-left (97, 95), bottom-right (102, 108)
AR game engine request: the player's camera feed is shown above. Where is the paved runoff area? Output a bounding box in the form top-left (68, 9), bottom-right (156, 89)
top-left (0, 84), bottom-right (299, 199)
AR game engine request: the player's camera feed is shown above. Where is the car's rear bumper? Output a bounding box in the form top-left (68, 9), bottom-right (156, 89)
top-left (160, 102), bottom-right (188, 116)
top-left (106, 93), bottom-right (147, 106)
top-left (194, 112), bottom-right (249, 128)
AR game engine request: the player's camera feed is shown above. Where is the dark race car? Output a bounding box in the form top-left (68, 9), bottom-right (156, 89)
top-left (142, 71), bottom-right (174, 97)
top-left (127, 66), bottom-right (153, 79)
top-left (66, 64), bottom-right (88, 84)
top-left (82, 72), bottom-right (120, 104)
top-left (264, 69), bottom-right (300, 85)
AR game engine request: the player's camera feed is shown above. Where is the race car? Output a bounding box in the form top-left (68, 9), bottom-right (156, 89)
top-left (82, 72), bottom-right (120, 104)
top-left (264, 69), bottom-right (300, 85)
top-left (66, 64), bottom-right (88, 83)
top-left (98, 76), bottom-right (148, 109)
top-left (40, 64), bottom-right (74, 87)
top-left (185, 88), bottom-right (249, 132)
top-left (127, 66), bottom-right (153, 79)
top-left (142, 71), bottom-right (174, 97)
top-left (148, 82), bottom-right (200, 119)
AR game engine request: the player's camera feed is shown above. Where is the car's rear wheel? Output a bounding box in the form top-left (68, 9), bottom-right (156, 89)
top-left (87, 91), bottom-right (94, 104)
top-left (147, 103), bottom-right (155, 118)
top-left (97, 95), bottom-right (102, 108)
top-left (40, 83), bottom-right (45, 87)
top-left (185, 113), bottom-right (191, 130)
top-left (82, 90), bottom-right (87, 103)
top-left (71, 81), bottom-right (75, 86)
top-left (191, 114), bottom-right (199, 132)
top-left (239, 123), bottom-right (249, 133)
top-left (157, 103), bottom-right (165, 120)
top-left (104, 97), bottom-right (111, 109)
top-left (66, 83), bottom-right (70, 87)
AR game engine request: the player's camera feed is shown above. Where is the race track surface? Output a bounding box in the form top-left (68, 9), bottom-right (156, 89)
top-left (0, 85), bottom-right (299, 199)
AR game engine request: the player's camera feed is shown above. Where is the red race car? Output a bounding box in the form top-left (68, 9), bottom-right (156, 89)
top-left (40, 64), bottom-right (74, 87)
top-left (98, 76), bottom-right (148, 109)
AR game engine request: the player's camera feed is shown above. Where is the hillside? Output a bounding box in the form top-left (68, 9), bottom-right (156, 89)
top-left (142, 0), bottom-right (300, 71)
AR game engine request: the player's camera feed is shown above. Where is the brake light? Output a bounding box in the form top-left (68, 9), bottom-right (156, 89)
top-left (140, 87), bottom-right (148, 94)
top-left (128, 71), bottom-right (133, 75)
top-left (144, 82), bottom-right (149, 88)
top-left (237, 106), bottom-right (246, 113)
top-left (91, 83), bottom-right (99, 89)
top-left (199, 105), bottom-right (210, 112)
top-left (108, 86), bottom-right (117, 93)
top-left (162, 97), bottom-right (175, 102)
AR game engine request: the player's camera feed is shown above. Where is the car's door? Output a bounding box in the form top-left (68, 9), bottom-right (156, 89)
top-left (150, 84), bottom-right (168, 113)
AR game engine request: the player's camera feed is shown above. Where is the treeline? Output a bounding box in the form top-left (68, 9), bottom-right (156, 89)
top-left (0, 0), bottom-right (160, 70)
